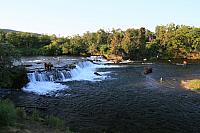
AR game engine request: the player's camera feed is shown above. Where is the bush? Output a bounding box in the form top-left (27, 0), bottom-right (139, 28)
top-left (0, 68), bottom-right (13, 89)
top-left (10, 66), bottom-right (28, 89)
top-left (182, 79), bottom-right (200, 91)
top-left (31, 109), bottom-right (40, 121)
top-left (0, 66), bottom-right (28, 89)
top-left (17, 48), bottom-right (40, 56)
top-left (16, 108), bottom-right (26, 120)
top-left (47, 115), bottom-right (64, 129)
top-left (0, 100), bottom-right (17, 127)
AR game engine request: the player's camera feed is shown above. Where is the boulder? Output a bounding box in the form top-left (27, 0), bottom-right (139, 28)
top-left (65, 64), bottom-right (76, 69)
top-left (94, 72), bottom-right (101, 76)
top-left (144, 67), bottom-right (152, 75)
top-left (24, 64), bottom-right (33, 67)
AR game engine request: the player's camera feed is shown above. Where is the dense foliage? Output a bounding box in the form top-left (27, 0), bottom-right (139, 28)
top-left (1, 23), bottom-right (200, 60)
top-left (0, 100), bottom-right (73, 132)
top-left (0, 100), bottom-right (16, 126)
top-left (0, 41), bottom-right (28, 89)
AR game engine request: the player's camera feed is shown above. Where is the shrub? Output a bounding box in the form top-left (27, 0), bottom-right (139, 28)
top-left (0, 66), bottom-right (28, 89)
top-left (0, 100), bottom-right (17, 127)
top-left (10, 66), bottom-right (28, 89)
top-left (16, 107), bottom-right (26, 120)
top-left (0, 68), bottom-right (13, 89)
top-left (31, 109), bottom-right (40, 121)
top-left (182, 79), bottom-right (200, 91)
top-left (47, 115), bottom-right (64, 129)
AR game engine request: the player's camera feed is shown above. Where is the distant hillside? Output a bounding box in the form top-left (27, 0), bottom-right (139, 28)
top-left (0, 29), bottom-right (19, 32)
top-left (0, 28), bottom-right (41, 36)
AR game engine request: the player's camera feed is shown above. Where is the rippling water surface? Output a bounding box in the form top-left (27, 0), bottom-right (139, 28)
top-left (9, 56), bottom-right (200, 133)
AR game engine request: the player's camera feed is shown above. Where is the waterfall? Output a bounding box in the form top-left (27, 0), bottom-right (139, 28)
top-left (27, 61), bottom-right (104, 82)
top-left (27, 69), bottom-right (71, 82)
top-left (23, 56), bottom-right (119, 95)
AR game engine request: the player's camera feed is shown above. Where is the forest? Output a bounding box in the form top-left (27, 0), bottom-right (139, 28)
top-left (1, 24), bottom-right (200, 132)
top-left (1, 23), bottom-right (200, 60)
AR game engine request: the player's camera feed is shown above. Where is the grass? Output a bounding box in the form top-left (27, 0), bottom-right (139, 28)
top-left (16, 107), bottom-right (26, 120)
top-left (0, 99), bottom-right (75, 133)
top-left (47, 115), bottom-right (65, 129)
top-left (0, 100), bottom-right (17, 127)
top-left (181, 79), bottom-right (200, 91)
top-left (31, 109), bottom-right (40, 121)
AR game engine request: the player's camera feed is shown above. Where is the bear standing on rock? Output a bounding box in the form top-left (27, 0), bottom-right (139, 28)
top-left (44, 62), bottom-right (53, 71)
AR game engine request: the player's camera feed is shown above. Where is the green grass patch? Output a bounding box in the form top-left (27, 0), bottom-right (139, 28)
top-left (182, 79), bottom-right (200, 90)
top-left (0, 100), bottom-right (17, 127)
top-left (0, 100), bottom-right (75, 132)
top-left (47, 115), bottom-right (65, 129)
top-left (16, 107), bottom-right (26, 120)
top-left (31, 109), bottom-right (40, 121)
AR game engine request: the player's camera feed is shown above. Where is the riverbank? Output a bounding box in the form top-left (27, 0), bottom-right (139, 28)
top-left (0, 120), bottom-right (69, 133)
top-left (181, 79), bottom-right (200, 91)
top-left (0, 99), bottom-right (74, 133)
top-left (5, 61), bottom-right (200, 133)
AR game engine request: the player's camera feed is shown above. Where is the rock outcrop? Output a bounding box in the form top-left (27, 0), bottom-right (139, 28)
top-left (144, 67), bottom-right (152, 75)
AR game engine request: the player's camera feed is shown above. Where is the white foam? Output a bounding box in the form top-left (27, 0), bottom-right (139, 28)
top-left (23, 82), bottom-right (67, 95)
top-left (23, 56), bottom-right (123, 95)
top-left (62, 60), bottom-right (122, 81)
top-left (120, 60), bottom-right (133, 64)
top-left (26, 59), bottom-right (44, 63)
top-left (142, 62), bottom-right (154, 65)
top-left (87, 56), bottom-right (113, 64)
top-left (64, 61), bottom-right (106, 81)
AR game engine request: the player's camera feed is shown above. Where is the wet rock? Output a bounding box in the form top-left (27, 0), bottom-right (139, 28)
top-left (65, 64), bottom-right (76, 69)
top-left (144, 67), bottom-right (152, 74)
top-left (24, 64), bottom-right (33, 67)
top-left (27, 69), bottom-right (46, 73)
top-left (94, 72), bottom-right (101, 76)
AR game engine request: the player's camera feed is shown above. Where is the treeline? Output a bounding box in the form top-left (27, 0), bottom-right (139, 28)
top-left (1, 23), bottom-right (200, 60)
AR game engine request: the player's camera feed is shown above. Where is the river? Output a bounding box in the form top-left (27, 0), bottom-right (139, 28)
top-left (8, 56), bottom-right (200, 133)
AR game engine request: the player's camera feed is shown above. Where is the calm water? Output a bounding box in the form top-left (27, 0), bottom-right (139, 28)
top-left (8, 57), bottom-right (200, 133)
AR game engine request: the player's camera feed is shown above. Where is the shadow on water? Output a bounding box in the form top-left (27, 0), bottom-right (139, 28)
top-left (7, 63), bottom-right (200, 133)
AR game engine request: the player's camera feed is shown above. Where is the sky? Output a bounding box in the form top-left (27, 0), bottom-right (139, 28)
top-left (0, 0), bottom-right (199, 36)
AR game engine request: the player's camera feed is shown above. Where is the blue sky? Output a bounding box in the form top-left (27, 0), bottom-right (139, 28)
top-left (0, 0), bottom-right (199, 36)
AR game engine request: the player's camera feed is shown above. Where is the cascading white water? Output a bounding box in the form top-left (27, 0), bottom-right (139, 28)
top-left (27, 70), bottom-right (71, 82)
top-left (26, 60), bottom-right (109, 83)
top-left (28, 73), bottom-right (36, 82)
top-left (67, 61), bottom-right (100, 81)
top-left (24, 69), bottom-right (72, 95)
top-left (23, 56), bottom-right (121, 95)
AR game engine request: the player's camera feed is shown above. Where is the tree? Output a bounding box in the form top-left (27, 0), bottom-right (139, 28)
top-left (0, 30), bottom-right (6, 43)
top-left (0, 43), bottom-right (28, 89)
top-left (110, 29), bottom-right (124, 54)
top-left (40, 41), bottom-right (62, 56)
top-left (0, 43), bottom-right (19, 68)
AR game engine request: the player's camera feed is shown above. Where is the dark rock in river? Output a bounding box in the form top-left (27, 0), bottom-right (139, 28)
top-left (65, 64), bottom-right (76, 69)
top-left (144, 67), bottom-right (152, 75)
top-left (24, 64), bottom-right (33, 67)
top-left (94, 72), bottom-right (101, 76)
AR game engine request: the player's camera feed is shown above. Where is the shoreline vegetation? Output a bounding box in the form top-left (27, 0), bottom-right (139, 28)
top-left (1, 23), bottom-right (200, 60)
top-left (1, 23), bottom-right (200, 132)
top-left (1, 23), bottom-right (199, 90)
top-left (0, 99), bottom-right (74, 133)
top-left (181, 79), bottom-right (200, 91)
